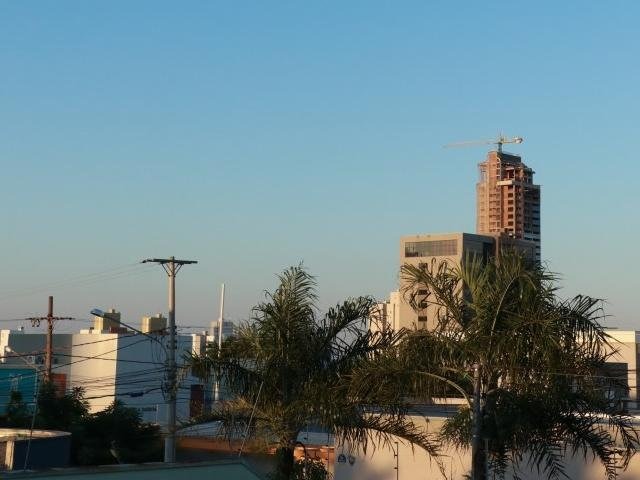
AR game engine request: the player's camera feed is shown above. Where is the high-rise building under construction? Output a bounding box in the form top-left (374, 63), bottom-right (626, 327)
top-left (476, 150), bottom-right (541, 260)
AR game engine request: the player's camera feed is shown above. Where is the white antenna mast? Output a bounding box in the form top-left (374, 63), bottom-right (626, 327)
top-left (214, 283), bottom-right (225, 403)
top-left (217, 283), bottom-right (225, 350)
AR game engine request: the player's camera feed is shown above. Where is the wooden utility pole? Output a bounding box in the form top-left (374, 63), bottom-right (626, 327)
top-left (142, 256), bottom-right (197, 463)
top-left (27, 296), bottom-right (73, 382)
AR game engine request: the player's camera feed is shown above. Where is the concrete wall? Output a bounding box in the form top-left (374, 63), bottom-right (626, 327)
top-left (334, 416), bottom-right (640, 480)
top-left (1, 429), bottom-right (71, 471)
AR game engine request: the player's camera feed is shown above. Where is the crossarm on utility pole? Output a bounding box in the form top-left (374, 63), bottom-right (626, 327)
top-left (26, 296), bottom-right (73, 383)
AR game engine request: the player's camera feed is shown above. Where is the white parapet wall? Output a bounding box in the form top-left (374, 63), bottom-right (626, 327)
top-left (334, 415), bottom-right (640, 480)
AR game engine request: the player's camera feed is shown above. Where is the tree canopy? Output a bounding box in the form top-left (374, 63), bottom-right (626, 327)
top-left (30, 382), bottom-right (161, 466)
top-left (349, 253), bottom-right (639, 480)
top-left (189, 265), bottom-right (439, 479)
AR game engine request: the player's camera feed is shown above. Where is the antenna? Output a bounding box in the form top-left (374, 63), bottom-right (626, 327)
top-left (218, 283), bottom-right (225, 351)
top-left (214, 283), bottom-right (225, 403)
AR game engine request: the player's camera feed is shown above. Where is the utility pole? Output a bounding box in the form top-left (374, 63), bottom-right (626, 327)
top-left (27, 296), bottom-right (73, 383)
top-left (142, 256), bottom-right (197, 463)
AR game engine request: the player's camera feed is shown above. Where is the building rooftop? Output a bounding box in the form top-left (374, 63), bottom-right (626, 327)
top-left (9, 461), bottom-right (261, 480)
top-left (0, 428), bottom-right (70, 442)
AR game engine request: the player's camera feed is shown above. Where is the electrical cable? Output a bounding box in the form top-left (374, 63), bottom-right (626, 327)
top-left (0, 263), bottom-right (153, 303)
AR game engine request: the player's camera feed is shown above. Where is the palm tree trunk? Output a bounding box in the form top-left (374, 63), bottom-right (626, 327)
top-left (274, 443), bottom-right (295, 480)
top-left (471, 363), bottom-right (487, 480)
top-left (472, 442), bottom-right (487, 480)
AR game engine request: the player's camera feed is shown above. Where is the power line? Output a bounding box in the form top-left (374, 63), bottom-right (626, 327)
top-left (0, 337), bottom-right (152, 385)
top-left (0, 263), bottom-right (153, 302)
top-left (0, 333), bottom-right (143, 362)
top-left (0, 371), bottom-right (168, 399)
top-left (62, 332), bottom-right (140, 347)
top-left (54, 353), bottom-right (162, 365)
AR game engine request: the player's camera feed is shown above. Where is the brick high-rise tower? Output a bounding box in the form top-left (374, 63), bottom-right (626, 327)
top-left (476, 150), bottom-right (541, 260)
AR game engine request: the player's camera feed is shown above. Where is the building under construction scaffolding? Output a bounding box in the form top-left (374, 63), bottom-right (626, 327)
top-left (476, 150), bottom-right (541, 260)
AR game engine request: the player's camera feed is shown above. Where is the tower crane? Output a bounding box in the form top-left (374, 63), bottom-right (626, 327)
top-left (444, 135), bottom-right (523, 153)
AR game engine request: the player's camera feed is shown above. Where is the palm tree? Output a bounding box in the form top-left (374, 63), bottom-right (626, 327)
top-left (349, 253), bottom-right (638, 480)
top-left (188, 265), bottom-right (439, 479)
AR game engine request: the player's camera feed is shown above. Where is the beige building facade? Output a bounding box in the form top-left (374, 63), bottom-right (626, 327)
top-left (373, 232), bottom-right (536, 332)
top-left (398, 232), bottom-right (495, 330)
top-left (602, 329), bottom-right (640, 409)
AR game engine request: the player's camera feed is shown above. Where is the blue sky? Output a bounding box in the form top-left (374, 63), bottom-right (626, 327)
top-left (1, 1), bottom-right (638, 330)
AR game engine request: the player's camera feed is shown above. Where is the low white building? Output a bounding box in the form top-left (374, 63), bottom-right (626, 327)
top-left (0, 310), bottom-right (211, 425)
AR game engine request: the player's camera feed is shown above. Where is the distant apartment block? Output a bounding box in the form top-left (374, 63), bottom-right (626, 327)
top-left (476, 151), bottom-right (541, 260)
top-left (399, 233), bottom-right (498, 330)
top-left (373, 232), bottom-right (537, 332)
top-left (370, 291), bottom-right (400, 335)
top-left (208, 319), bottom-right (237, 346)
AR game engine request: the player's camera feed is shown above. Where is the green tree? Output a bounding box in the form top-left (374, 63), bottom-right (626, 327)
top-left (34, 382), bottom-right (91, 464)
top-left (75, 400), bottom-right (162, 465)
top-left (33, 383), bottom-right (161, 465)
top-left (189, 265), bottom-right (438, 479)
top-left (36, 382), bottom-right (89, 431)
top-left (350, 253), bottom-right (639, 480)
top-left (5, 390), bottom-right (31, 428)
top-left (291, 457), bottom-right (332, 480)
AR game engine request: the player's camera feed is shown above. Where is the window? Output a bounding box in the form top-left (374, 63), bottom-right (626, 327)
top-left (417, 316), bottom-right (429, 329)
top-left (405, 239), bottom-right (458, 257)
